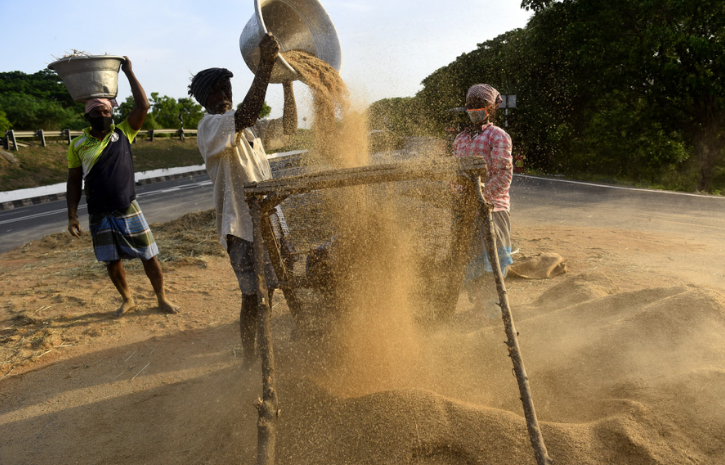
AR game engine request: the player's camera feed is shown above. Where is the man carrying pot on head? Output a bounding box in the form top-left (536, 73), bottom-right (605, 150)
top-left (66, 57), bottom-right (180, 318)
top-left (453, 83), bottom-right (513, 320)
top-left (188, 33), bottom-right (297, 363)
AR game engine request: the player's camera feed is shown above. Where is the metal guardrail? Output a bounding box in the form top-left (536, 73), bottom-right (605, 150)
top-left (2, 128), bottom-right (198, 151)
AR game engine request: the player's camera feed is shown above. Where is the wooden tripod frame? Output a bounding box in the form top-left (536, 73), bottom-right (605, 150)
top-left (243, 156), bottom-right (551, 465)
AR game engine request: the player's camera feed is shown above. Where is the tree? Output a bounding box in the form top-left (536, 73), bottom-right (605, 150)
top-left (114, 96), bottom-right (159, 130)
top-left (0, 69), bottom-right (85, 130)
top-left (150, 93), bottom-right (181, 129)
top-left (238, 101), bottom-right (272, 120)
top-left (259, 101), bottom-right (271, 119)
top-left (0, 68), bottom-right (82, 110)
top-left (367, 97), bottom-right (417, 134)
top-left (0, 108), bottom-right (10, 133)
top-left (178, 98), bottom-right (205, 128)
top-left (114, 94), bottom-right (205, 130)
top-left (526, 0), bottom-right (725, 191)
top-left (0, 93), bottom-right (85, 130)
top-left (520, 0), bottom-right (556, 11)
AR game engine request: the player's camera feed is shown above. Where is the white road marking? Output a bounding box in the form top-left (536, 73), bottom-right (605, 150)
top-left (0, 206), bottom-right (85, 225)
top-left (515, 174), bottom-right (725, 200)
top-left (0, 180), bottom-right (212, 225)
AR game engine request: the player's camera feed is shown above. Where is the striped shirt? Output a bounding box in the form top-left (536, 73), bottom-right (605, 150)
top-left (453, 123), bottom-right (513, 212)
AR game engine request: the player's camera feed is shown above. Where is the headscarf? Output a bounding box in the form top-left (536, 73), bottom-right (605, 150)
top-left (466, 84), bottom-right (503, 109)
top-left (85, 98), bottom-right (118, 115)
top-left (188, 68), bottom-right (234, 108)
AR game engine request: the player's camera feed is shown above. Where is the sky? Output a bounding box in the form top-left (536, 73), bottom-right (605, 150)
top-left (1, 0), bottom-right (532, 124)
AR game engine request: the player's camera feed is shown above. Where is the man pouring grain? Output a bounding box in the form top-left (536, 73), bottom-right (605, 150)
top-left (189, 33), bottom-right (297, 362)
top-left (66, 57), bottom-right (179, 317)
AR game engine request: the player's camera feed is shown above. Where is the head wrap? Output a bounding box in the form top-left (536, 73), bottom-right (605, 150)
top-left (188, 68), bottom-right (234, 108)
top-left (466, 84), bottom-right (503, 109)
top-left (85, 98), bottom-right (118, 115)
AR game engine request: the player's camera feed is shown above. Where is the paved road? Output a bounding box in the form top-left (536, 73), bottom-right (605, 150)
top-left (2, 170), bottom-right (724, 257)
top-left (0, 174), bottom-right (215, 254)
top-left (511, 175), bottom-right (725, 240)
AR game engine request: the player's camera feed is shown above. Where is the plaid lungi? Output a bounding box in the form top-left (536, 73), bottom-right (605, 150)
top-left (89, 200), bottom-right (159, 263)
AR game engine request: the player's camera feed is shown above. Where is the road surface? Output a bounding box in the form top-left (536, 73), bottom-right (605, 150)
top-left (2, 170), bottom-right (724, 275)
top-left (0, 174), bottom-right (215, 254)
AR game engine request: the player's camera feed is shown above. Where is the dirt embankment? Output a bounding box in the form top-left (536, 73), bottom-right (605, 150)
top-left (1, 206), bottom-right (724, 464)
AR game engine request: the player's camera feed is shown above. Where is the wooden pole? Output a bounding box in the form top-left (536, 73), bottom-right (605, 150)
top-left (249, 197), bottom-right (280, 465)
top-left (8, 130), bottom-right (18, 151)
top-left (259, 211), bottom-right (305, 329)
top-left (439, 176), bottom-right (479, 319)
top-left (244, 157), bottom-right (488, 197)
top-left (476, 182), bottom-right (553, 465)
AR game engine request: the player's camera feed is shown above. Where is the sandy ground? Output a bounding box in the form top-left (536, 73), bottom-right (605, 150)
top-left (1, 203), bottom-right (724, 464)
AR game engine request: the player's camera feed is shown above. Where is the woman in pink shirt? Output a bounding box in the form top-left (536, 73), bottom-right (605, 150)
top-left (453, 84), bottom-right (513, 319)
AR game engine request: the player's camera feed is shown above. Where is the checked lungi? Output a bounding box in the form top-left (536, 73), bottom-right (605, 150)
top-left (89, 200), bottom-right (159, 263)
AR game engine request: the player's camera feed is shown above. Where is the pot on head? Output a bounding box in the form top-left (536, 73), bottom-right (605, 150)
top-left (47, 55), bottom-right (125, 102)
top-left (239, 0), bottom-right (342, 83)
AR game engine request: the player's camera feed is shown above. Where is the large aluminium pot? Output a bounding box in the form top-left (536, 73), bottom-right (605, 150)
top-left (239, 0), bottom-right (342, 83)
top-left (47, 55), bottom-right (125, 102)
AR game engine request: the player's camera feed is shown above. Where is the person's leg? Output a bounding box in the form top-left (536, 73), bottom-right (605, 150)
top-left (141, 256), bottom-right (180, 314)
top-left (240, 289), bottom-right (275, 362)
top-left (106, 260), bottom-right (136, 317)
top-left (469, 211), bottom-right (511, 319)
top-left (240, 293), bottom-right (258, 361)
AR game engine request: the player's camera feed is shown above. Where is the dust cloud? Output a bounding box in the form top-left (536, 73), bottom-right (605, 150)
top-left (283, 49), bottom-right (424, 395)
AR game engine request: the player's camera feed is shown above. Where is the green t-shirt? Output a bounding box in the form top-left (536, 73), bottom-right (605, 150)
top-left (67, 120), bottom-right (140, 175)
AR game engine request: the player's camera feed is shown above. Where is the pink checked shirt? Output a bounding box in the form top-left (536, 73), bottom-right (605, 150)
top-left (453, 123), bottom-right (513, 211)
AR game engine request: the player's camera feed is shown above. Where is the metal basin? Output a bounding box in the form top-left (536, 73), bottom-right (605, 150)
top-left (239, 0), bottom-right (342, 83)
top-left (47, 56), bottom-right (125, 102)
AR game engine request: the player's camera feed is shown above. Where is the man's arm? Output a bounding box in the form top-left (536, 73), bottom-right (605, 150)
top-left (67, 167), bottom-right (83, 237)
top-left (122, 57), bottom-right (150, 131)
top-left (235, 33), bottom-right (280, 132)
top-left (282, 81), bottom-right (297, 135)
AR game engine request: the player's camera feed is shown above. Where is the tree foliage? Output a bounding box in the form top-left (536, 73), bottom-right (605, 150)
top-left (0, 93), bottom-right (86, 130)
top-left (114, 93), bottom-right (206, 130)
top-left (237, 101), bottom-right (272, 120)
top-left (370, 0), bottom-right (725, 192)
top-left (0, 69), bottom-right (83, 111)
top-left (0, 69), bottom-right (86, 130)
top-left (367, 97), bottom-right (423, 135)
top-left (522, 0), bottom-right (725, 190)
top-left (0, 109), bottom-right (11, 133)
top-left (259, 101), bottom-right (271, 119)
top-left (0, 68), bottom-right (208, 134)
top-left (520, 0), bottom-right (557, 11)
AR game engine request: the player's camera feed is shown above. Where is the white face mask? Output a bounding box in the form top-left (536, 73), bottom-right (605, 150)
top-left (467, 108), bottom-right (489, 124)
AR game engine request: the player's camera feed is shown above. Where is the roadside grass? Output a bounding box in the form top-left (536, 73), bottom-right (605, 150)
top-left (523, 157), bottom-right (725, 196)
top-left (273, 128), bottom-right (315, 153)
top-left (0, 137), bottom-right (204, 192)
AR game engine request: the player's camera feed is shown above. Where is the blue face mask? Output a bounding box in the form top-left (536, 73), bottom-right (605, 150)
top-left (467, 108), bottom-right (489, 124)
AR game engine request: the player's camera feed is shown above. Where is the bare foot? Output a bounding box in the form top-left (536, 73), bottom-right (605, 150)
top-left (114, 298), bottom-right (136, 318)
top-left (158, 297), bottom-right (180, 314)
